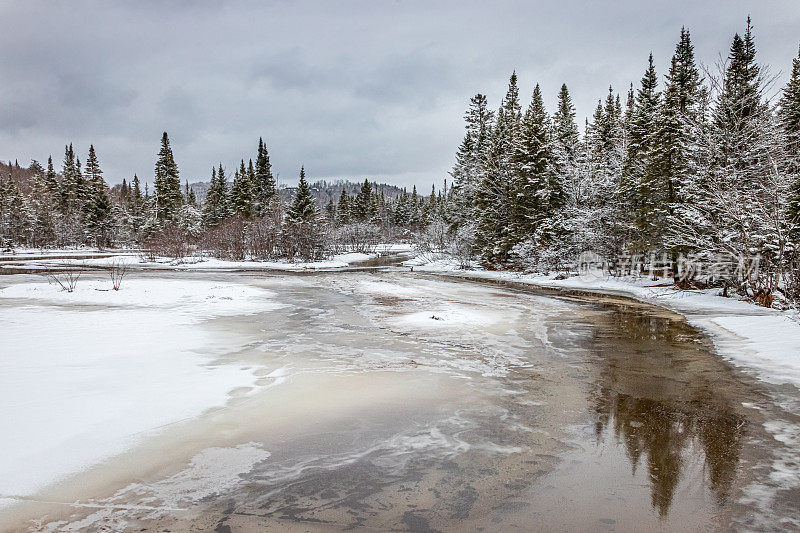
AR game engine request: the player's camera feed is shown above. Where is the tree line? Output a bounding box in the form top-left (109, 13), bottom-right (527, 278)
top-left (0, 133), bottom-right (447, 261)
top-left (443, 19), bottom-right (800, 303)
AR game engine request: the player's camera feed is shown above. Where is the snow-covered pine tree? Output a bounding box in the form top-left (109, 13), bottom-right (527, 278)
top-left (668, 20), bottom-right (791, 295)
top-left (780, 45), bottom-right (800, 237)
top-left (642, 27), bottom-right (703, 273)
top-left (28, 162), bottom-right (55, 247)
top-left (127, 174), bottom-right (146, 238)
top-left (337, 189), bottom-right (352, 224)
top-left (287, 167), bottom-right (316, 223)
top-left (202, 165), bottom-right (230, 227)
top-left (449, 93), bottom-right (494, 227)
top-left (0, 174), bottom-right (32, 246)
top-left (621, 53), bottom-right (661, 253)
top-left (254, 138), bottom-right (277, 215)
top-left (475, 72), bottom-right (521, 263)
top-left (352, 179), bottom-right (376, 222)
top-left (83, 146), bottom-right (113, 247)
top-left (45, 156), bottom-right (59, 196)
top-left (153, 132), bottom-right (183, 222)
top-left (231, 159), bottom-right (254, 217)
top-left (577, 86), bottom-right (626, 260)
top-left (552, 84), bottom-right (581, 203)
top-left (512, 83), bottom-right (554, 243)
top-left (185, 180), bottom-right (197, 207)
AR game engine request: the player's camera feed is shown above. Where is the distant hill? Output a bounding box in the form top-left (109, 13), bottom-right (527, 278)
top-left (0, 160), bottom-right (36, 193)
top-left (2, 160), bottom-right (424, 206)
top-left (189, 179), bottom-right (417, 205)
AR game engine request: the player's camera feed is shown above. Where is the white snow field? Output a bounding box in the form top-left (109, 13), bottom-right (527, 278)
top-left (0, 278), bottom-right (281, 505)
top-left (409, 258), bottom-right (800, 388)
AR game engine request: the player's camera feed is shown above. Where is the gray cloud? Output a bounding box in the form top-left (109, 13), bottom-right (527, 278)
top-left (1, 0), bottom-right (799, 188)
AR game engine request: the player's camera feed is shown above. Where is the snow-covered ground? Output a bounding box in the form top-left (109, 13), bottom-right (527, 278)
top-left (0, 244), bottom-right (415, 272)
top-left (408, 257), bottom-right (800, 389)
top-left (0, 278), bottom-right (283, 505)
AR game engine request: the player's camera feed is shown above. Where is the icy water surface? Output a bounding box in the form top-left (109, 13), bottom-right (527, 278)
top-left (4, 270), bottom-right (800, 531)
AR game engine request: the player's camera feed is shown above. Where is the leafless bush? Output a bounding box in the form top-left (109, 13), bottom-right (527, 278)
top-left (281, 220), bottom-right (326, 262)
top-left (109, 258), bottom-right (129, 290)
top-left (450, 225), bottom-right (476, 269)
top-left (248, 215), bottom-right (282, 260)
top-left (331, 223), bottom-right (381, 254)
top-left (202, 216), bottom-right (247, 260)
top-left (48, 270), bottom-right (80, 292)
top-left (144, 226), bottom-right (191, 261)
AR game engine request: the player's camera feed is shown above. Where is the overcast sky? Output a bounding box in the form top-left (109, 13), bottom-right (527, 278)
top-left (2, 1), bottom-right (800, 188)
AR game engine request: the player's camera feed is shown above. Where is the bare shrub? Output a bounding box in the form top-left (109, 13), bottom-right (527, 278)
top-left (144, 225), bottom-right (191, 261)
top-left (281, 220), bottom-right (326, 262)
top-left (332, 223), bottom-right (381, 254)
top-left (450, 225), bottom-right (476, 269)
top-left (415, 219), bottom-right (449, 262)
top-left (109, 258), bottom-right (129, 290)
top-left (248, 214), bottom-right (282, 261)
top-left (202, 216), bottom-right (247, 260)
top-left (48, 270), bottom-right (80, 292)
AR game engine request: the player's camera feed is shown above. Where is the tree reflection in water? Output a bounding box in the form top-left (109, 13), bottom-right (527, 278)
top-left (589, 305), bottom-right (747, 517)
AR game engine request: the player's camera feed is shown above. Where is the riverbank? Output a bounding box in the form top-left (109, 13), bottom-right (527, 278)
top-left (409, 258), bottom-right (800, 390)
top-left (0, 244), bottom-right (415, 273)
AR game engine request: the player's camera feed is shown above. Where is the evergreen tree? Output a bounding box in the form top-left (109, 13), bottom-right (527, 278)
top-left (231, 159), bottom-right (254, 217)
top-left (475, 72), bottom-right (521, 262)
top-left (512, 83), bottom-right (556, 243)
top-left (128, 174), bottom-right (146, 237)
top-left (202, 165), bottom-right (230, 227)
top-left (153, 132), bottom-right (183, 221)
top-left (780, 45), bottom-right (800, 232)
top-left (45, 156), bottom-right (59, 195)
top-left (83, 146), bottom-right (113, 246)
top-left (552, 84), bottom-right (581, 199)
top-left (645, 27), bottom-right (702, 261)
top-left (353, 179), bottom-right (375, 221)
top-left (450, 93), bottom-right (495, 226)
top-left (622, 53), bottom-right (662, 252)
top-left (254, 138), bottom-right (277, 215)
top-left (337, 189), bottom-right (352, 224)
top-left (287, 167), bottom-right (316, 223)
top-left (185, 180), bottom-right (197, 207)
top-left (29, 163), bottom-right (55, 246)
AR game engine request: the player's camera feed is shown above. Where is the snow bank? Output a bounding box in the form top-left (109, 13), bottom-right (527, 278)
top-left (413, 259), bottom-right (800, 388)
top-left (20, 250), bottom-right (405, 271)
top-left (0, 278), bottom-right (280, 504)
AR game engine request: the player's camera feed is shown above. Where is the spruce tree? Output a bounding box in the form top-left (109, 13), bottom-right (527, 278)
top-left (83, 146), bottom-right (113, 247)
top-left (153, 132), bottom-right (183, 221)
top-left (128, 174), bottom-right (146, 237)
top-left (202, 165), bottom-right (230, 227)
top-left (780, 45), bottom-right (800, 232)
top-left (287, 167), bottom-right (316, 223)
top-left (254, 138), bottom-right (277, 215)
top-left (450, 93), bottom-right (495, 227)
top-left (621, 53), bottom-right (661, 252)
top-left (513, 83), bottom-right (555, 243)
top-left (475, 72), bottom-right (521, 262)
top-left (337, 189), bottom-right (351, 224)
top-left (646, 27), bottom-right (702, 261)
top-left (231, 159), bottom-right (254, 217)
top-left (552, 84), bottom-right (581, 202)
top-left (29, 163), bottom-right (55, 246)
top-left (45, 155), bottom-right (58, 195)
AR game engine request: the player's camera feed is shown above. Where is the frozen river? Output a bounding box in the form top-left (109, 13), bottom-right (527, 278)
top-left (1, 268), bottom-right (799, 531)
